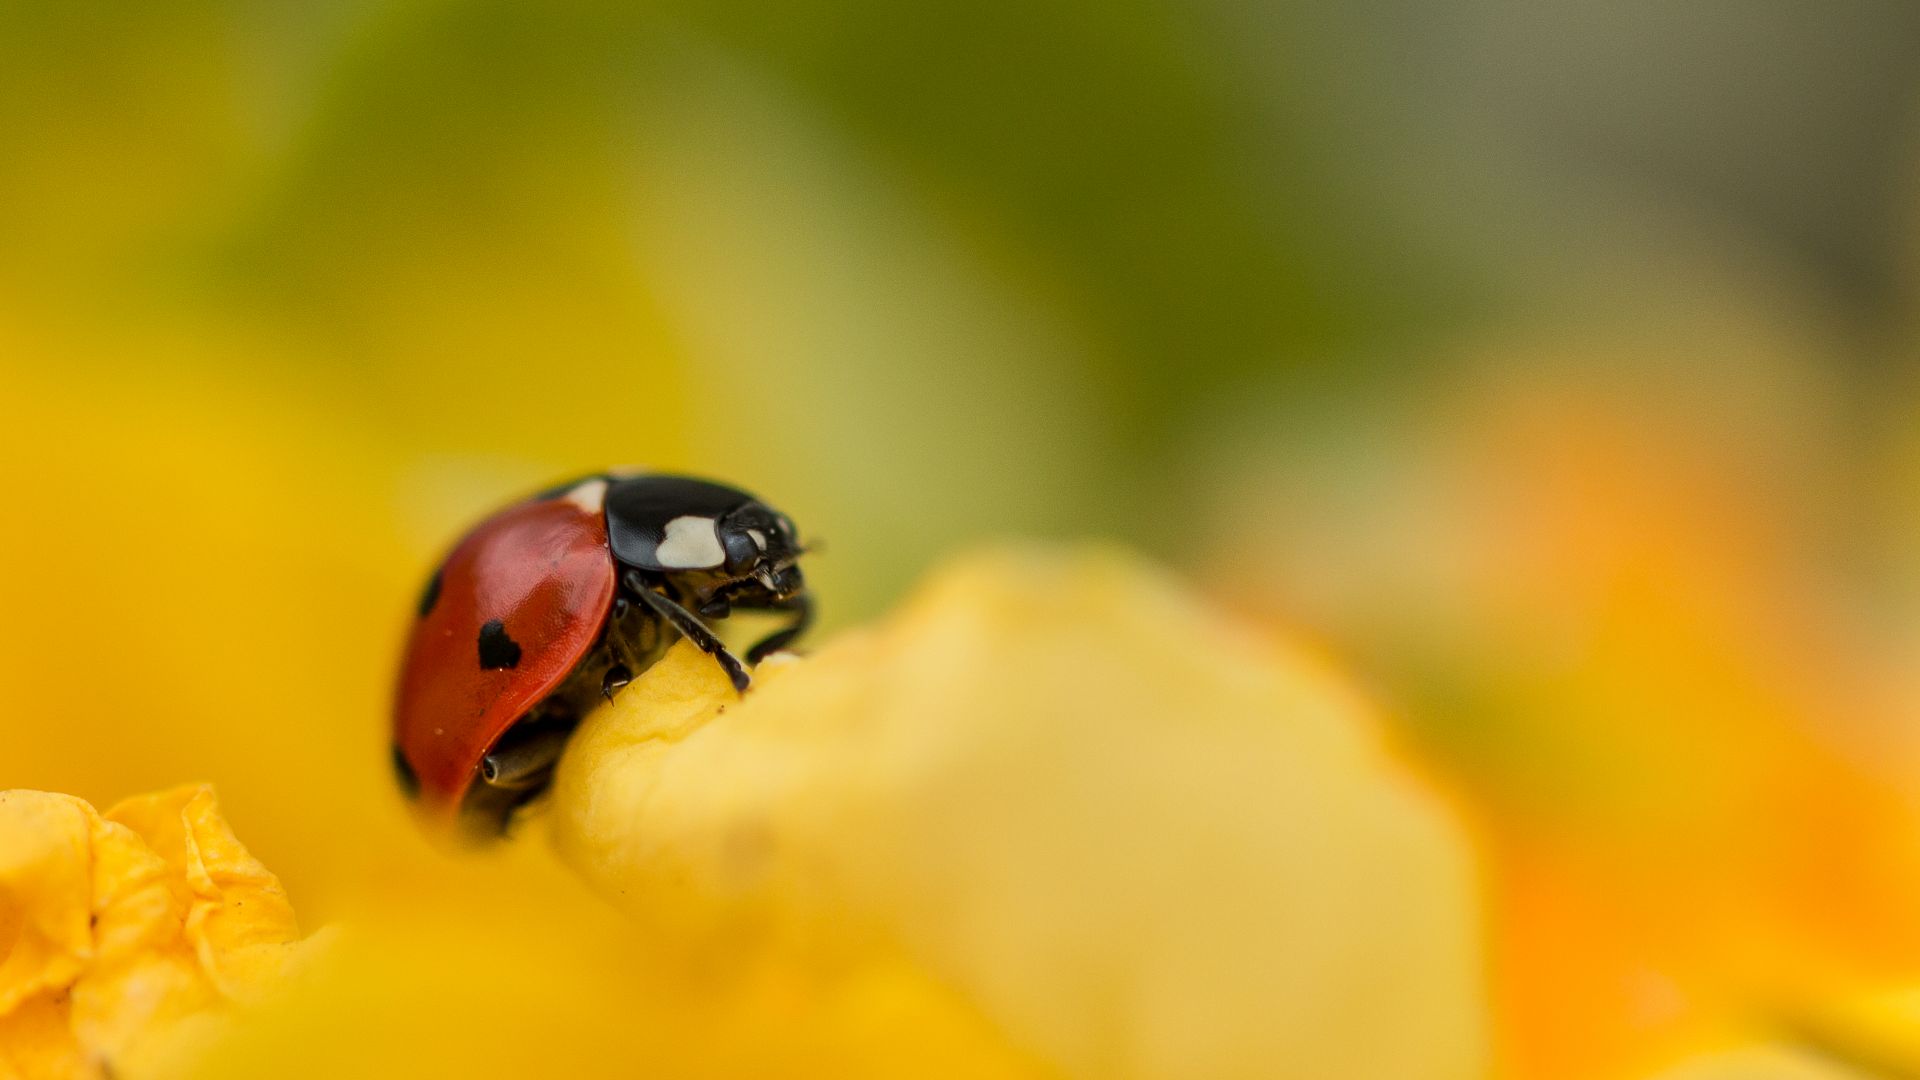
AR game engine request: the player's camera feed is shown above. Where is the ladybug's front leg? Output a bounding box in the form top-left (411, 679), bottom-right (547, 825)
top-left (623, 570), bottom-right (752, 693)
top-left (742, 592), bottom-right (812, 665)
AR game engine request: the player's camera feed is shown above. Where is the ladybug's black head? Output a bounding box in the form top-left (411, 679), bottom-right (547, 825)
top-left (713, 500), bottom-right (805, 595)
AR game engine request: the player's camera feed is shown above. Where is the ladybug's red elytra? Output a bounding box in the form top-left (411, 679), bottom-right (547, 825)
top-left (392, 472), bottom-right (811, 838)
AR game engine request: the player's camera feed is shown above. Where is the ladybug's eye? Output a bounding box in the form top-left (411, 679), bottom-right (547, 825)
top-left (718, 521), bottom-right (767, 572)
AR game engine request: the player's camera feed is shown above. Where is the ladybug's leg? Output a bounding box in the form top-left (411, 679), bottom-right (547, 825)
top-left (623, 571), bottom-right (751, 693)
top-left (742, 592), bottom-right (812, 665)
top-left (481, 718), bottom-right (570, 789)
top-left (599, 595), bottom-right (656, 700)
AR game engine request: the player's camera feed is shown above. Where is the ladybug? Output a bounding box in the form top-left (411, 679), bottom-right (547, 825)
top-left (392, 472), bottom-right (811, 838)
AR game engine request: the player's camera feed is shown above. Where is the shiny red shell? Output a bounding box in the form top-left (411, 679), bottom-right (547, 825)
top-left (393, 492), bottom-right (615, 823)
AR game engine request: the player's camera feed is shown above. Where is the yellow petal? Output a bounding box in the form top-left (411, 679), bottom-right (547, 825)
top-left (0, 786), bottom-right (306, 1080)
top-left (0, 793), bottom-right (96, 1017)
top-left (551, 544), bottom-right (1488, 1078)
top-left (103, 786), bottom-right (302, 1003)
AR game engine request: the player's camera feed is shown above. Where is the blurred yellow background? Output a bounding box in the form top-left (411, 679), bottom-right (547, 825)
top-left (5, 2), bottom-right (1920, 1078)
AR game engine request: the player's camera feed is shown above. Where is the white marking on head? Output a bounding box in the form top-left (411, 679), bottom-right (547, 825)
top-left (563, 478), bottom-right (608, 514)
top-left (657, 515), bottom-right (725, 569)
top-left (747, 528), bottom-right (768, 552)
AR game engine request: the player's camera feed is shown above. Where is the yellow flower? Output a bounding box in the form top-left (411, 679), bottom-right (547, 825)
top-left (0, 785), bottom-right (307, 1080)
top-left (14, 547), bottom-right (1484, 1079)
top-left (549, 545), bottom-right (1489, 1079)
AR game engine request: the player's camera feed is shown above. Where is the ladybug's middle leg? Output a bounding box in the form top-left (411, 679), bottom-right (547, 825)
top-left (623, 570), bottom-right (752, 693)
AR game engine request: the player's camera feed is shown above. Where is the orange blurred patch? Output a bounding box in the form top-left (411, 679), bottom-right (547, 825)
top-left (1203, 320), bottom-right (1920, 1079)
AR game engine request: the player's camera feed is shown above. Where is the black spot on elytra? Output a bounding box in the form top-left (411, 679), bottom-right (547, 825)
top-left (416, 567), bottom-right (443, 618)
top-left (391, 745), bottom-right (419, 799)
top-left (478, 619), bottom-right (522, 670)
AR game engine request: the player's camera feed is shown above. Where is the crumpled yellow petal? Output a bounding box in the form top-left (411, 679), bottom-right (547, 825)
top-left (0, 785), bottom-right (306, 1080)
top-left (551, 544), bottom-right (1488, 1079)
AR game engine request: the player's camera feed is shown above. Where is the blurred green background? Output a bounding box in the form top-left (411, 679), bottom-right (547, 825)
top-left (8, 2), bottom-right (1920, 595)
top-left (9, 1), bottom-right (1920, 585)
top-left (7, 3), bottom-right (1920, 1077)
